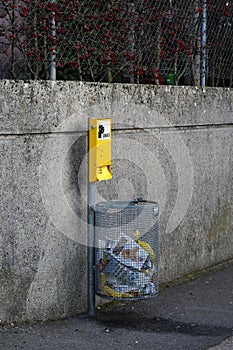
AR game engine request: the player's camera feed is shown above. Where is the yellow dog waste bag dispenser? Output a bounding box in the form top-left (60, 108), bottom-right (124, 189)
top-left (89, 118), bottom-right (112, 182)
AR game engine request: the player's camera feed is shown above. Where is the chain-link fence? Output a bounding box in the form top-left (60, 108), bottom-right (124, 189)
top-left (0, 0), bottom-right (232, 86)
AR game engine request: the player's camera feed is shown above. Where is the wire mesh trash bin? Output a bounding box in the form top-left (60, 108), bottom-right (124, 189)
top-left (95, 199), bottom-right (159, 300)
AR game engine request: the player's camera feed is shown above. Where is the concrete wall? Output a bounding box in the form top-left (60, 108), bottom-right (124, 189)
top-left (0, 80), bottom-right (232, 323)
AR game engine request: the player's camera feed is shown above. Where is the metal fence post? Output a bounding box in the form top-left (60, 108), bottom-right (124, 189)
top-left (200, 0), bottom-right (207, 87)
top-left (49, 0), bottom-right (56, 80)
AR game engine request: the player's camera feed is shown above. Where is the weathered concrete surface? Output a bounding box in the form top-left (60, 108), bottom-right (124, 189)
top-left (1, 81), bottom-right (233, 134)
top-left (0, 80), bottom-right (232, 323)
top-left (0, 134), bottom-right (87, 323)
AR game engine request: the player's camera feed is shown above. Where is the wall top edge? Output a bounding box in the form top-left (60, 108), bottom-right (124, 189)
top-left (0, 79), bottom-right (233, 91)
top-left (0, 80), bottom-right (232, 135)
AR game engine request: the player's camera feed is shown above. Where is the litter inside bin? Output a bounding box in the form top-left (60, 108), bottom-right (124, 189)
top-left (96, 231), bottom-right (157, 299)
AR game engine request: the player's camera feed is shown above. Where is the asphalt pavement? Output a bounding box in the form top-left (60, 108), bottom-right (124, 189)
top-left (1, 260), bottom-right (233, 350)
